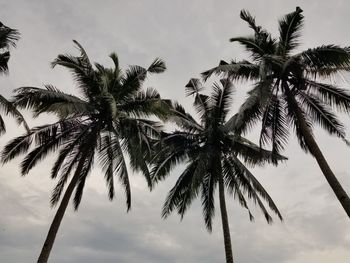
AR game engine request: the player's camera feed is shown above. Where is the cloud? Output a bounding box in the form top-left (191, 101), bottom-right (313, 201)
top-left (1, 0), bottom-right (350, 262)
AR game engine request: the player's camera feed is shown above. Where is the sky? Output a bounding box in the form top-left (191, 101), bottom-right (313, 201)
top-left (0, 0), bottom-right (350, 262)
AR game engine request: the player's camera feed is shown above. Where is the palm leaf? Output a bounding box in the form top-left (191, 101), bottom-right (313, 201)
top-left (240, 9), bottom-right (261, 34)
top-left (225, 135), bottom-right (287, 166)
top-left (147, 58), bottom-right (166, 73)
top-left (209, 79), bottom-right (234, 125)
top-left (297, 91), bottom-right (349, 144)
top-left (119, 88), bottom-right (171, 120)
top-left (50, 150), bottom-right (80, 206)
top-left (112, 138), bottom-right (131, 210)
top-left (0, 94), bottom-right (29, 131)
top-left (201, 172), bottom-right (216, 231)
top-left (0, 51), bottom-right (10, 74)
top-left (14, 85), bottom-right (91, 118)
top-left (259, 95), bottom-right (289, 157)
top-left (277, 7), bottom-right (304, 55)
top-left (0, 24), bottom-right (20, 49)
top-left (284, 93), bottom-right (312, 152)
top-left (1, 133), bottom-right (33, 163)
top-left (299, 45), bottom-right (350, 74)
top-left (167, 102), bottom-right (203, 133)
top-left (73, 149), bottom-right (95, 210)
top-left (230, 37), bottom-right (265, 60)
top-left (305, 80), bottom-right (350, 113)
top-left (227, 155), bottom-right (282, 222)
top-left (202, 60), bottom-right (259, 82)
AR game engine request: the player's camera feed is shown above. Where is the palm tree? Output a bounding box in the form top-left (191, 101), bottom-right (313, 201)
top-left (0, 22), bottom-right (29, 132)
top-left (151, 78), bottom-right (285, 263)
top-left (1, 40), bottom-right (170, 263)
top-left (202, 7), bottom-right (350, 218)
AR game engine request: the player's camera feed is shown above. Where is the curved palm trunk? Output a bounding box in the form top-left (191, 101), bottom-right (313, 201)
top-left (293, 99), bottom-right (350, 218)
top-left (37, 172), bottom-right (80, 262)
top-left (217, 162), bottom-right (234, 263)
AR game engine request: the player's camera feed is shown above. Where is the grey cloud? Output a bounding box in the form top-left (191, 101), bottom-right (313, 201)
top-left (1, 0), bottom-right (350, 262)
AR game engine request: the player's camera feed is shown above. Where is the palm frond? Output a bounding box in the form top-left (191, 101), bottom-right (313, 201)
top-left (95, 126), bottom-right (131, 209)
top-left (222, 157), bottom-right (255, 221)
top-left (14, 85), bottom-right (91, 118)
top-left (66, 124), bottom-right (99, 210)
top-left (185, 78), bottom-right (209, 123)
top-left (284, 93), bottom-right (312, 152)
top-left (0, 24), bottom-right (20, 49)
top-left (119, 65), bottom-right (148, 98)
top-left (209, 79), bottom-right (234, 125)
top-left (259, 95), bottom-right (289, 157)
top-left (298, 91), bottom-right (348, 144)
top-left (224, 85), bottom-right (266, 135)
top-left (0, 23), bottom-right (19, 74)
top-left (151, 132), bottom-right (197, 183)
top-left (21, 134), bottom-right (65, 175)
top-left (123, 134), bottom-right (153, 189)
top-left (51, 45), bottom-right (99, 100)
top-left (299, 45), bottom-right (350, 75)
top-left (118, 117), bottom-right (162, 144)
top-left (201, 60), bottom-right (259, 82)
top-left (0, 114), bottom-right (5, 134)
top-left (162, 157), bottom-right (207, 219)
top-left (1, 132), bottom-right (33, 163)
top-left (147, 58), bottom-right (166, 73)
top-left (229, 37), bottom-right (265, 60)
top-left (230, 35), bottom-right (276, 62)
top-left (185, 78), bottom-right (203, 96)
top-left (305, 80), bottom-right (350, 113)
top-left (167, 102), bottom-right (203, 133)
top-left (226, 155), bottom-right (282, 222)
top-left (72, 40), bottom-right (92, 67)
top-left (0, 51), bottom-right (10, 74)
top-left (50, 122), bottom-right (91, 179)
top-left (0, 94), bottom-right (29, 131)
top-left (109, 52), bottom-right (119, 70)
top-left (51, 143), bottom-right (77, 180)
top-left (119, 88), bottom-right (171, 120)
top-left (277, 7), bottom-right (303, 55)
top-left (201, 173), bottom-right (216, 231)
top-left (99, 133), bottom-right (115, 200)
top-left (50, 150), bottom-right (80, 206)
top-left (112, 138), bottom-right (131, 210)
top-left (240, 9), bottom-right (261, 34)
top-left (225, 135), bottom-right (287, 166)
top-left (73, 149), bottom-right (95, 210)
top-left (21, 120), bottom-right (86, 175)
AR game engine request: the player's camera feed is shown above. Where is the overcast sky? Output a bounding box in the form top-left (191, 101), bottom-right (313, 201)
top-left (1, 0), bottom-right (350, 262)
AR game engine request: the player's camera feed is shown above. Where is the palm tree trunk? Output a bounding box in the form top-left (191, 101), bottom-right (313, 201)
top-left (218, 166), bottom-right (234, 263)
top-left (293, 99), bottom-right (350, 218)
top-left (37, 172), bottom-right (80, 262)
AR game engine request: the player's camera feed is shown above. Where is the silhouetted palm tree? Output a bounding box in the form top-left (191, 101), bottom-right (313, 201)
top-left (0, 22), bottom-right (28, 132)
top-left (202, 7), bottom-right (350, 218)
top-left (151, 78), bottom-right (284, 263)
top-left (2, 41), bottom-right (170, 262)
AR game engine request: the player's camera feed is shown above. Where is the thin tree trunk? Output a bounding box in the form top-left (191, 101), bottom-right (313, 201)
top-left (217, 163), bottom-right (234, 263)
top-left (37, 172), bottom-right (80, 262)
top-left (293, 98), bottom-right (350, 218)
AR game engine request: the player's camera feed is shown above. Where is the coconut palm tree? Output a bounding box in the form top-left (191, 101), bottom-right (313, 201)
top-left (1, 40), bottom-right (170, 262)
top-left (0, 22), bottom-right (29, 132)
top-left (151, 78), bottom-right (285, 263)
top-left (202, 7), bottom-right (350, 218)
